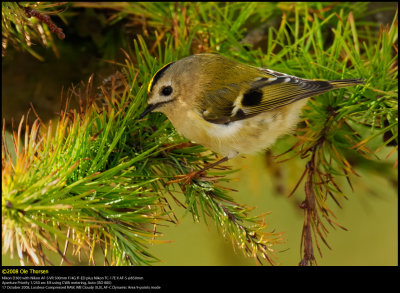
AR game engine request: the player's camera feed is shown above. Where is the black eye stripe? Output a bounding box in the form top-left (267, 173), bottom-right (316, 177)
top-left (148, 62), bottom-right (175, 93)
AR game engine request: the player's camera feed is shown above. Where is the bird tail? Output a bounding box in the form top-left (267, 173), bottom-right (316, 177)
top-left (328, 79), bottom-right (364, 89)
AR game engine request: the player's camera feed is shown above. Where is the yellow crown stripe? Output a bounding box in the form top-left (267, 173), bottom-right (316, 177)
top-left (148, 62), bottom-right (174, 94)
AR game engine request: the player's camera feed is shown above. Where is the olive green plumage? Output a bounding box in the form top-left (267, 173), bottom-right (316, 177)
top-left (142, 53), bottom-right (363, 158)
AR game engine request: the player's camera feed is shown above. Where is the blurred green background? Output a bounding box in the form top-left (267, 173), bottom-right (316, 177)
top-left (2, 2), bottom-right (397, 266)
top-left (147, 153), bottom-right (397, 266)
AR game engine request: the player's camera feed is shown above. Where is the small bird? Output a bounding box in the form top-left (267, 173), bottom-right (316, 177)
top-left (140, 53), bottom-right (362, 182)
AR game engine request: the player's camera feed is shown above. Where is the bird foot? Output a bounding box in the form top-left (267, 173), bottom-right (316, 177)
top-left (166, 156), bottom-right (230, 188)
top-left (166, 169), bottom-right (205, 186)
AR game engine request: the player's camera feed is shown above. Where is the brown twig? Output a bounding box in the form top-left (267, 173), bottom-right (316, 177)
top-left (294, 106), bottom-right (350, 266)
top-left (17, 3), bottom-right (66, 39)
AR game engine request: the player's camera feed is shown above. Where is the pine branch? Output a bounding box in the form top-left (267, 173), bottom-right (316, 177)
top-left (2, 2), bottom-right (67, 59)
top-left (2, 41), bottom-right (282, 266)
top-left (3, 2), bottom-right (397, 266)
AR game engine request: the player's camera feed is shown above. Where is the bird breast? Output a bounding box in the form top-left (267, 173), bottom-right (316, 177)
top-left (167, 99), bottom-right (308, 158)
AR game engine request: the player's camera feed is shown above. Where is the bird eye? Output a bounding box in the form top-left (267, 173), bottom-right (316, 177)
top-left (161, 86), bottom-right (173, 96)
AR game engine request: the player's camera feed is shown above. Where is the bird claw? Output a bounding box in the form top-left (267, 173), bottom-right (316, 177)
top-left (166, 170), bottom-right (205, 185)
top-left (166, 156), bottom-right (230, 188)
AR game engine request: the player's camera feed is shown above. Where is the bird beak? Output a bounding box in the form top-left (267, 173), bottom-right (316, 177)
top-left (139, 103), bottom-right (160, 119)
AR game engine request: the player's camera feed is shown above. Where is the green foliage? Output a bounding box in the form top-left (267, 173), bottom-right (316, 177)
top-left (2, 2), bottom-right (397, 266)
top-left (2, 2), bottom-right (68, 60)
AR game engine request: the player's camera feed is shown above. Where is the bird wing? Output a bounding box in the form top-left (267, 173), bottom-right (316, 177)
top-left (200, 73), bottom-right (334, 125)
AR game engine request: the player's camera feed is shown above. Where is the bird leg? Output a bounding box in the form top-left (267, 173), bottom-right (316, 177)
top-left (167, 156), bottom-right (230, 186)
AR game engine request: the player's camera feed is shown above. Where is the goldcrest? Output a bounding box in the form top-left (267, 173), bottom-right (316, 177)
top-left (140, 53), bottom-right (362, 159)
